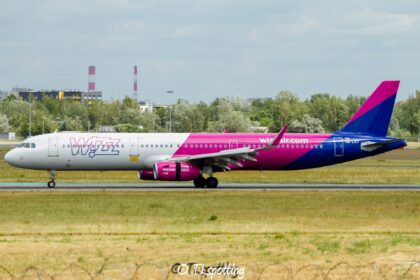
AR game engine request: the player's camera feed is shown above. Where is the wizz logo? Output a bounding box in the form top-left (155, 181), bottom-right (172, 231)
top-left (70, 136), bottom-right (121, 158)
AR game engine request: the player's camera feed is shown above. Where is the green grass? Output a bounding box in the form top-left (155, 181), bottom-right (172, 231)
top-left (0, 191), bottom-right (418, 234)
top-left (0, 145), bottom-right (419, 277)
top-left (0, 191), bottom-right (417, 277)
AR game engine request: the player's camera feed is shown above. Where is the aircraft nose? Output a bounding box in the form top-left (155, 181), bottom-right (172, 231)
top-left (4, 150), bottom-right (18, 166)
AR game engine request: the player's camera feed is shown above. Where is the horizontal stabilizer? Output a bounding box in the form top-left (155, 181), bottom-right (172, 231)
top-left (361, 139), bottom-right (403, 152)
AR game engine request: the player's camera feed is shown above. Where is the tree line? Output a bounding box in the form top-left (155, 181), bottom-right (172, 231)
top-left (0, 90), bottom-right (418, 138)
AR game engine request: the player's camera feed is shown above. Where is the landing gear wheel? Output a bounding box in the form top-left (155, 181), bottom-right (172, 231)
top-left (47, 181), bottom-right (56, 188)
top-left (193, 176), bottom-right (206, 188)
top-left (205, 177), bottom-right (218, 188)
top-left (47, 170), bottom-right (57, 188)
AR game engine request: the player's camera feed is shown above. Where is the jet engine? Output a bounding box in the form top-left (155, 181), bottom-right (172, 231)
top-left (153, 162), bottom-right (201, 181)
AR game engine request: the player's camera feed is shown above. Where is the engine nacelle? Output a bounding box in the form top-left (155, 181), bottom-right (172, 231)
top-left (153, 162), bottom-right (201, 181)
top-left (138, 169), bottom-right (155, 180)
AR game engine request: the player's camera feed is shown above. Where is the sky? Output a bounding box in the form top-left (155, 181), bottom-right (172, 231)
top-left (1, 0), bottom-right (419, 102)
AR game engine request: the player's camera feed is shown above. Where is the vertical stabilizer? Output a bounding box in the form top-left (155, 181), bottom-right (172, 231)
top-left (339, 81), bottom-right (399, 136)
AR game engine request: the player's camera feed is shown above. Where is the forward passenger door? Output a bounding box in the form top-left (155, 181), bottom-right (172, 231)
top-left (48, 136), bottom-right (59, 157)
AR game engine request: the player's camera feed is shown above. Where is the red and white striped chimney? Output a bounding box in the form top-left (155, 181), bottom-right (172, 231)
top-left (88, 65), bottom-right (96, 92)
top-left (133, 65), bottom-right (138, 101)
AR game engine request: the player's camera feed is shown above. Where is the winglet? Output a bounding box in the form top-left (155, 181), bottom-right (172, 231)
top-left (270, 125), bottom-right (288, 147)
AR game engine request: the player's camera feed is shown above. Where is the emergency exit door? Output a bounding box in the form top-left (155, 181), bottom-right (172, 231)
top-left (129, 138), bottom-right (139, 156)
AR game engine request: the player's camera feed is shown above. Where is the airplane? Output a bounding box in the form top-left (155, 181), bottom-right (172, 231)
top-left (4, 80), bottom-right (406, 188)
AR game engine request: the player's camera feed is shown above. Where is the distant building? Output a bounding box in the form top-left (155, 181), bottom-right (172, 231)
top-left (12, 87), bottom-right (33, 93)
top-left (18, 90), bottom-right (102, 104)
top-left (153, 103), bottom-right (167, 110)
top-left (81, 91), bottom-right (102, 104)
top-left (98, 125), bottom-right (116, 132)
top-left (0, 132), bottom-right (16, 140)
top-left (139, 100), bottom-right (154, 113)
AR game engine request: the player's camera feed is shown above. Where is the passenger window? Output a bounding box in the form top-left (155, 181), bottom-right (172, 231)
top-left (31, 143), bottom-right (36, 148)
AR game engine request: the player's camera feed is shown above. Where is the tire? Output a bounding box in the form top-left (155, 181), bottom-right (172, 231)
top-left (205, 177), bottom-right (218, 188)
top-left (47, 181), bottom-right (56, 188)
top-left (193, 176), bottom-right (206, 188)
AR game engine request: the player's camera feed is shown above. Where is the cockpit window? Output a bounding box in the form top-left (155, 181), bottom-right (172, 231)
top-left (17, 143), bottom-right (36, 148)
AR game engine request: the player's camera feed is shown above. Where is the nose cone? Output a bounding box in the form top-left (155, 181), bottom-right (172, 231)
top-left (4, 150), bottom-right (18, 167)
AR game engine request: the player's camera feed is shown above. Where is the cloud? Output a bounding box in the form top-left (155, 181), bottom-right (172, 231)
top-left (0, 0), bottom-right (419, 101)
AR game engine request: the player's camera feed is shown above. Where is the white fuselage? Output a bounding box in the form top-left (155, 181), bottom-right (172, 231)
top-left (5, 132), bottom-right (189, 170)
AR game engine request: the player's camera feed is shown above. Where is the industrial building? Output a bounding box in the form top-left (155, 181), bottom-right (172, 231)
top-left (8, 65), bottom-right (149, 107)
top-left (18, 90), bottom-right (102, 104)
top-left (17, 65), bottom-right (102, 104)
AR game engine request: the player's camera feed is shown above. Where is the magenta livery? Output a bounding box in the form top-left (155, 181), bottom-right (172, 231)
top-left (4, 81), bottom-right (406, 188)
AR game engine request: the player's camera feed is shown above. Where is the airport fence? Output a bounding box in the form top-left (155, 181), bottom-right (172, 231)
top-left (0, 261), bottom-right (418, 279)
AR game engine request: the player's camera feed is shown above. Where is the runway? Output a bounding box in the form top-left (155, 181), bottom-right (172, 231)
top-left (0, 182), bottom-right (418, 191)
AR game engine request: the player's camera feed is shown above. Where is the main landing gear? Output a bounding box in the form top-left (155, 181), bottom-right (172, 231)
top-left (47, 170), bottom-right (56, 188)
top-left (193, 176), bottom-right (219, 188)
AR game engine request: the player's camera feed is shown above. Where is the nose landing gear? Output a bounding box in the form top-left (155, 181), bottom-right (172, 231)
top-left (47, 170), bottom-right (57, 188)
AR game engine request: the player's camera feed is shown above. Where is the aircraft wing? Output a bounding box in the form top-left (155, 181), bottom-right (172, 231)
top-left (164, 126), bottom-right (287, 171)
